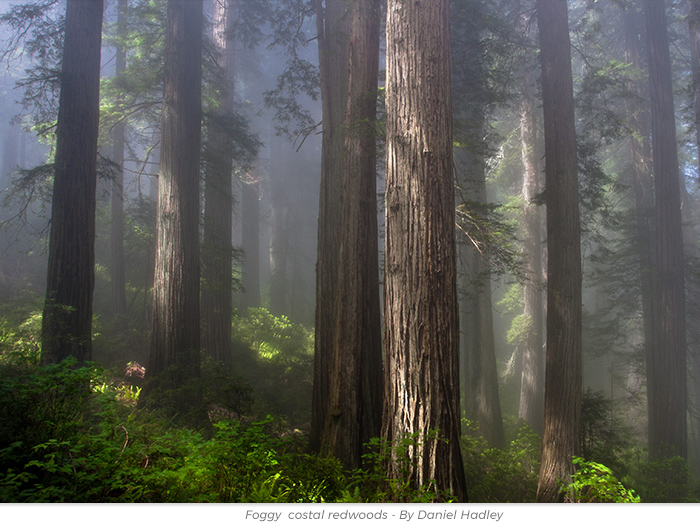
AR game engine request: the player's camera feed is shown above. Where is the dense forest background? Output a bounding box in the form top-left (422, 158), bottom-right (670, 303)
top-left (0, 0), bottom-right (699, 503)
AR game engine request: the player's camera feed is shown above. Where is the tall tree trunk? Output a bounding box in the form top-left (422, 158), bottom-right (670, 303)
top-left (622, 2), bottom-right (659, 458)
top-left (535, 0), bottom-right (582, 503)
top-left (383, 0), bottom-right (467, 502)
top-left (268, 142), bottom-right (290, 317)
top-left (146, 0), bottom-right (204, 414)
top-left (110, 0), bottom-right (128, 322)
top-left (320, 0), bottom-right (382, 469)
top-left (687, 0), bottom-right (700, 474)
top-left (310, 0), bottom-right (351, 453)
top-left (144, 142), bottom-right (160, 326)
top-left (240, 171), bottom-right (261, 309)
top-left (452, 0), bottom-right (504, 449)
top-left (41, 0), bottom-right (104, 364)
top-left (201, 0), bottom-right (235, 365)
top-left (518, 57), bottom-right (545, 434)
top-left (645, 0), bottom-right (687, 462)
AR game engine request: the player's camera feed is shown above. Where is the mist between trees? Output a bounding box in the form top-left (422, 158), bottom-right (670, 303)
top-left (0, 0), bottom-right (698, 504)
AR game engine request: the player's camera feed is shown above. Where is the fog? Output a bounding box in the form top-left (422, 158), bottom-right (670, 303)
top-left (1, 0), bottom-right (700, 505)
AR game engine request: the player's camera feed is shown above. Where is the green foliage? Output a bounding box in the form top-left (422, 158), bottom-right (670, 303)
top-left (262, 0), bottom-right (318, 138)
top-left (564, 457), bottom-right (640, 503)
top-left (0, 310), bottom-right (328, 503)
top-left (498, 281), bottom-right (523, 314)
top-left (0, 0), bottom-right (64, 137)
top-left (461, 420), bottom-right (540, 502)
top-left (0, 310), bottom-right (42, 365)
top-left (505, 313), bottom-right (532, 347)
top-left (232, 308), bottom-right (313, 428)
top-left (455, 198), bottom-right (523, 280)
top-left (0, 358), bottom-right (99, 501)
top-left (0, 355), bottom-right (344, 502)
top-left (622, 453), bottom-right (697, 503)
top-left (343, 430), bottom-right (454, 503)
top-left (0, 350), bottom-right (693, 503)
top-left (194, 417), bottom-right (345, 503)
top-left (580, 389), bottom-right (631, 475)
top-left (199, 357), bottom-right (253, 422)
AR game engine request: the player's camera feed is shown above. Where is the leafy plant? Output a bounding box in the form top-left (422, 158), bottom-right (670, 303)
top-left (343, 430), bottom-right (455, 503)
top-left (461, 420), bottom-right (540, 502)
top-left (0, 355), bottom-right (343, 503)
top-left (564, 456), bottom-right (640, 503)
top-left (622, 452), bottom-right (696, 503)
top-left (0, 308), bottom-right (43, 365)
top-left (232, 308), bottom-right (313, 428)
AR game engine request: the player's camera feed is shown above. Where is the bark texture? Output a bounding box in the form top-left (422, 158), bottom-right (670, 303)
top-left (535, 0), bottom-right (582, 503)
top-left (310, 0), bottom-right (351, 453)
top-left (320, 0), bottom-right (382, 469)
top-left (147, 0), bottom-right (204, 409)
top-left (383, 0), bottom-right (467, 502)
top-left (42, 0), bottom-right (104, 364)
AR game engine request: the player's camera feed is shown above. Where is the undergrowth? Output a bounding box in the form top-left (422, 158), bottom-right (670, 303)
top-left (0, 310), bottom-right (697, 502)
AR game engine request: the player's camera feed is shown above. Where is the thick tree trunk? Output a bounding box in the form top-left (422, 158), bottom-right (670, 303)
top-left (110, 0), bottom-right (128, 322)
top-left (201, 0), bottom-right (235, 365)
top-left (383, 0), bottom-right (467, 502)
top-left (42, 0), bottom-right (104, 364)
top-left (645, 0), bottom-right (687, 462)
top-left (310, 0), bottom-right (351, 453)
top-left (535, 0), bottom-right (582, 503)
top-left (320, 0), bottom-right (382, 469)
top-left (146, 0), bottom-right (203, 412)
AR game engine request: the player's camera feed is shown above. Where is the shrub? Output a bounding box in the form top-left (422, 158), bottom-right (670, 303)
top-left (461, 420), bottom-right (540, 502)
top-left (231, 308), bottom-right (313, 428)
top-left (564, 456), bottom-right (640, 503)
top-left (0, 310), bottom-right (42, 365)
top-left (622, 452), bottom-right (696, 502)
top-left (0, 358), bottom-right (343, 503)
top-left (343, 430), bottom-right (457, 503)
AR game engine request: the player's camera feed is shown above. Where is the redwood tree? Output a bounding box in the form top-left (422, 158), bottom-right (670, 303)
top-left (109, 0), bottom-right (128, 322)
top-left (645, 0), bottom-right (687, 463)
top-left (686, 0), bottom-right (700, 470)
top-left (518, 25), bottom-right (545, 435)
top-left (310, 0), bottom-right (351, 453)
top-left (535, 0), bottom-right (582, 503)
top-left (201, 0), bottom-right (235, 365)
top-left (240, 171), bottom-right (261, 309)
top-left (320, 0), bottom-right (382, 469)
top-left (41, 0), bottom-right (104, 364)
top-left (383, 0), bottom-right (467, 502)
top-left (146, 0), bottom-right (204, 412)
